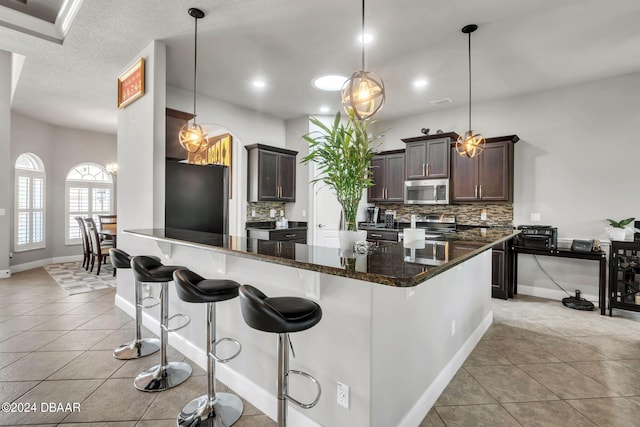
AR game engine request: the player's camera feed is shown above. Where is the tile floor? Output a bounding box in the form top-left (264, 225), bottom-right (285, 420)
top-left (1, 267), bottom-right (639, 426)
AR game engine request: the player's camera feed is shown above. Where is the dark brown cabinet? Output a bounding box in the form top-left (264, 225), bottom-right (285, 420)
top-left (368, 150), bottom-right (405, 203)
top-left (451, 135), bottom-right (518, 203)
top-left (247, 144), bottom-right (297, 202)
top-left (491, 241), bottom-right (512, 300)
top-left (165, 108), bottom-right (194, 160)
top-left (402, 133), bottom-right (458, 180)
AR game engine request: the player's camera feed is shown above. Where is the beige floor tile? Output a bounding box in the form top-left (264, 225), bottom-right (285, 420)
top-left (0, 351), bottom-right (28, 370)
top-left (37, 330), bottom-right (113, 351)
top-left (0, 303), bottom-right (47, 316)
top-left (435, 404), bottom-right (520, 427)
top-left (135, 420), bottom-right (177, 427)
top-left (62, 378), bottom-right (157, 423)
top-left (503, 400), bottom-right (596, 426)
top-left (528, 335), bottom-right (608, 362)
top-left (0, 315), bottom-right (58, 331)
top-left (232, 414), bottom-right (277, 427)
top-left (463, 341), bottom-right (511, 366)
top-left (0, 330), bottom-right (67, 352)
top-left (0, 350), bottom-right (82, 381)
top-left (519, 363), bottom-right (619, 399)
top-left (48, 350), bottom-right (126, 380)
top-left (89, 328), bottom-right (154, 351)
top-left (0, 379), bottom-right (103, 425)
top-left (59, 423), bottom-right (136, 427)
top-left (570, 360), bottom-right (640, 396)
top-left (435, 369), bottom-right (497, 406)
top-left (22, 302), bottom-right (87, 315)
top-left (0, 380), bottom-right (39, 403)
top-left (627, 395), bottom-right (640, 407)
top-left (484, 338), bottom-right (561, 364)
top-left (65, 302), bottom-right (116, 316)
top-left (30, 314), bottom-right (98, 331)
top-left (568, 335), bottom-right (640, 360)
top-left (465, 364), bottom-right (559, 403)
top-left (75, 313), bottom-right (133, 330)
top-left (567, 397), bottom-right (640, 427)
top-left (419, 408), bottom-right (445, 427)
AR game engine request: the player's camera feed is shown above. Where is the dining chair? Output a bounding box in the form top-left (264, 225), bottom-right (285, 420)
top-left (98, 214), bottom-right (117, 244)
top-left (82, 217), bottom-right (111, 275)
top-left (75, 216), bottom-right (91, 270)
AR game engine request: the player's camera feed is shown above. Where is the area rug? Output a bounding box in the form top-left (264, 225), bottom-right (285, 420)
top-left (44, 261), bottom-right (116, 295)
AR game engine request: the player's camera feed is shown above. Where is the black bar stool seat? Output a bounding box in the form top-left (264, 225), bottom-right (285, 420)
top-left (110, 249), bottom-right (161, 360)
top-left (131, 256), bottom-right (192, 392)
top-left (239, 285), bottom-right (322, 427)
top-left (174, 268), bottom-right (243, 427)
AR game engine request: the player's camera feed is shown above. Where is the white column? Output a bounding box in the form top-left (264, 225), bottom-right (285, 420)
top-left (0, 50), bottom-right (12, 278)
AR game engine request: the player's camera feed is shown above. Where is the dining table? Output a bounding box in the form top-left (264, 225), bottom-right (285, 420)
top-left (98, 229), bottom-right (117, 248)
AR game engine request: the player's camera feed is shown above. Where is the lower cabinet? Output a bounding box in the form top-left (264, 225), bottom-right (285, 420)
top-left (491, 241), bottom-right (512, 300)
top-left (247, 228), bottom-right (307, 260)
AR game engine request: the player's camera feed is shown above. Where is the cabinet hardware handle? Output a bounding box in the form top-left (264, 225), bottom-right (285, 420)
top-left (286, 234), bottom-right (296, 238)
top-left (384, 188), bottom-right (388, 199)
top-left (475, 185), bottom-right (478, 199)
top-left (422, 163), bottom-right (426, 176)
top-left (371, 234), bottom-right (382, 237)
top-left (426, 163), bottom-right (429, 176)
top-left (479, 185), bottom-right (482, 199)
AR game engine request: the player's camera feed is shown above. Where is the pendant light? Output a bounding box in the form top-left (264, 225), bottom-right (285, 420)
top-left (340, 0), bottom-right (385, 121)
top-left (455, 24), bottom-right (485, 158)
top-left (179, 8), bottom-right (208, 154)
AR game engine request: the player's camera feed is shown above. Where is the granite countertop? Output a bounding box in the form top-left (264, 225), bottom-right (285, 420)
top-left (245, 221), bottom-right (308, 231)
top-left (124, 227), bottom-right (519, 287)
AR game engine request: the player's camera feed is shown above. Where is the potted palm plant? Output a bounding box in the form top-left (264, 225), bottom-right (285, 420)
top-left (302, 111), bottom-right (383, 251)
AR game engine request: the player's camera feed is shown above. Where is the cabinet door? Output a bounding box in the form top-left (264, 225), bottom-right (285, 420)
top-left (492, 249), bottom-right (508, 299)
top-left (451, 148), bottom-right (479, 202)
top-left (278, 153), bottom-right (296, 201)
top-left (405, 142), bottom-right (428, 180)
top-left (258, 150), bottom-right (279, 200)
top-left (425, 139), bottom-right (450, 178)
top-left (385, 153), bottom-right (405, 202)
top-left (479, 142), bottom-right (511, 202)
top-left (368, 156), bottom-right (386, 202)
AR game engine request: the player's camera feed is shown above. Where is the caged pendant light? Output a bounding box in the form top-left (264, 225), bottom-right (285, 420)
top-left (455, 24), bottom-right (486, 158)
top-left (340, 0), bottom-right (385, 121)
top-left (179, 8), bottom-right (209, 154)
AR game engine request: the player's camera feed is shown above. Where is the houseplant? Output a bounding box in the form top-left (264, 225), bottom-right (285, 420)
top-left (606, 217), bottom-right (636, 241)
top-left (301, 111), bottom-right (382, 250)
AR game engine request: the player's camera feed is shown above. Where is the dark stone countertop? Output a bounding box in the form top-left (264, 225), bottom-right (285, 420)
top-left (245, 221), bottom-right (308, 231)
top-left (123, 227), bottom-right (519, 287)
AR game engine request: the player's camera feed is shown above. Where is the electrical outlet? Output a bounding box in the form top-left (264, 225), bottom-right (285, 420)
top-left (269, 209), bottom-right (276, 218)
top-left (451, 320), bottom-right (456, 336)
top-left (251, 210), bottom-right (256, 217)
top-left (337, 381), bottom-right (349, 408)
top-left (302, 209), bottom-right (306, 217)
top-left (480, 209), bottom-right (487, 220)
top-left (530, 213), bottom-right (541, 222)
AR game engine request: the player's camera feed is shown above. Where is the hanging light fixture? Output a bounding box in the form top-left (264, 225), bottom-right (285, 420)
top-left (340, 0), bottom-right (385, 120)
top-left (455, 24), bottom-right (486, 158)
top-left (179, 8), bottom-right (208, 154)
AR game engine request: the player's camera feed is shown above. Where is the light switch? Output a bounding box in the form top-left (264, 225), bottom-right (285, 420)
top-left (530, 213), bottom-right (541, 222)
top-left (0, 208), bottom-right (5, 216)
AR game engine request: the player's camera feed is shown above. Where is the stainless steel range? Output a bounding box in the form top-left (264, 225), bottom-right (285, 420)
top-left (401, 214), bottom-right (456, 266)
top-left (400, 214), bottom-right (457, 239)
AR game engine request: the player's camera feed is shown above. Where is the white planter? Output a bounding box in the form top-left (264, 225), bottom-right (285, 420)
top-left (608, 227), bottom-right (628, 241)
top-left (338, 230), bottom-right (367, 252)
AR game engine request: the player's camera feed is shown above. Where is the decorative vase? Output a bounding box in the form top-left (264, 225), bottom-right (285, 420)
top-left (338, 230), bottom-right (367, 252)
top-left (608, 228), bottom-right (627, 241)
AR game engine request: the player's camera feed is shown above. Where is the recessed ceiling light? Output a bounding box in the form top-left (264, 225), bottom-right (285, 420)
top-left (252, 80), bottom-right (266, 88)
top-left (312, 74), bottom-right (348, 91)
top-left (358, 33), bottom-right (373, 44)
top-left (319, 106), bottom-right (331, 113)
top-left (413, 79), bottom-right (428, 88)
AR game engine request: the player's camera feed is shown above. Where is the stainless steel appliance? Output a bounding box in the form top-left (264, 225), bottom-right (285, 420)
top-left (365, 207), bottom-right (379, 225)
top-left (400, 214), bottom-right (457, 239)
top-left (512, 225), bottom-right (557, 250)
top-left (404, 179), bottom-right (449, 204)
top-left (404, 241), bottom-right (449, 266)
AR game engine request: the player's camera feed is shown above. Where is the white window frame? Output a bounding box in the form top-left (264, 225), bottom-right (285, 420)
top-left (14, 153), bottom-right (46, 252)
top-left (65, 162), bottom-right (114, 245)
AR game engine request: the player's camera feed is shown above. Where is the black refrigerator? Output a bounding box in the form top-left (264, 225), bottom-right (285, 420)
top-left (165, 161), bottom-right (228, 234)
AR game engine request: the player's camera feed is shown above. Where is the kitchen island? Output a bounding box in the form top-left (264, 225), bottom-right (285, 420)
top-left (118, 227), bottom-right (517, 427)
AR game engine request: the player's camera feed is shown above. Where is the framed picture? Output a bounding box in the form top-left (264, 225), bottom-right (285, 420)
top-left (117, 58), bottom-right (145, 109)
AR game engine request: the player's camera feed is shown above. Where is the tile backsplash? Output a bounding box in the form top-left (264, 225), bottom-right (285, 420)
top-left (247, 201), bottom-right (286, 221)
top-left (375, 203), bottom-right (513, 227)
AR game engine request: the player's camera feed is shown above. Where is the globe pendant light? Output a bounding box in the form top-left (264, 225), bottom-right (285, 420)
top-left (340, 0), bottom-right (385, 121)
top-left (179, 8), bottom-right (208, 154)
top-left (455, 24), bottom-right (485, 158)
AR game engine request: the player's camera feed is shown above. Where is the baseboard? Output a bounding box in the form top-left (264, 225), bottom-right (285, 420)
top-left (398, 310), bottom-right (493, 427)
top-left (10, 255), bottom-right (83, 274)
top-left (114, 294), bottom-right (321, 427)
top-left (0, 270), bottom-right (11, 279)
top-left (517, 284), bottom-right (600, 307)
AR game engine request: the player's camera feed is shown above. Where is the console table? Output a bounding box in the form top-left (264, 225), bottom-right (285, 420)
top-left (510, 246), bottom-right (607, 315)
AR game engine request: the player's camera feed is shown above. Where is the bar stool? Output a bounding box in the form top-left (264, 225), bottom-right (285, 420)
top-left (173, 268), bottom-right (244, 427)
top-left (110, 249), bottom-right (160, 360)
top-left (131, 256), bottom-right (192, 392)
top-left (238, 285), bottom-right (322, 427)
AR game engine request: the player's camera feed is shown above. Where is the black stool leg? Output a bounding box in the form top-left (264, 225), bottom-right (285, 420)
top-left (277, 333), bottom-right (289, 427)
top-left (134, 281), bottom-right (192, 392)
top-left (113, 280), bottom-right (160, 360)
top-left (178, 302), bottom-right (243, 426)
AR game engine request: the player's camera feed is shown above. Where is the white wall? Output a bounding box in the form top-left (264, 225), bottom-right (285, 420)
top-left (284, 116), bottom-right (311, 222)
top-left (0, 50), bottom-right (11, 276)
top-left (9, 113), bottom-right (116, 269)
top-left (375, 71), bottom-right (640, 301)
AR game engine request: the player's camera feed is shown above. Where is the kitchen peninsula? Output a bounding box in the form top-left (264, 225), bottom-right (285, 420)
top-left (119, 227), bottom-right (517, 427)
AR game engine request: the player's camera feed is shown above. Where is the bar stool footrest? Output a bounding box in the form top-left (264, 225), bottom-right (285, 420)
top-left (137, 296), bottom-right (160, 309)
top-left (162, 313), bottom-right (191, 332)
top-left (284, 369), bottom-right (322, 409)
top-left (209, 337), bottom-right (242, 363)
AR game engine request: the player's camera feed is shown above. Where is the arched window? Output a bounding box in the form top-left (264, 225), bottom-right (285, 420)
top-left (14, 153), bottom-right (46, 251)
top-left (65, 163), bottom-right (114, 245)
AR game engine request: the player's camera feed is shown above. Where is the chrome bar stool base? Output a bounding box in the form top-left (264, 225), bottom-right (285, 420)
top-left (178, 392), bottom-right (243, 427)
top-left (113, 338), bottom-right (160, 360)
top-left (134, 361), bottom-right (192, 392)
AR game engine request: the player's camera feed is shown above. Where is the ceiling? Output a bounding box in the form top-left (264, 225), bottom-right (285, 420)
top-left (1, 0), bottom-right (640, 135)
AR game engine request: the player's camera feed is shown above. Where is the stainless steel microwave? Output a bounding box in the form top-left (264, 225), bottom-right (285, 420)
top-left (404, 179), bottom-right (449, 204)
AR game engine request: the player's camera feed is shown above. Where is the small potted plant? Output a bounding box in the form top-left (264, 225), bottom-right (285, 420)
top-left (301, 111), bottom-right (383, 251)
top-left (606, 217), bottom-right (636, 241)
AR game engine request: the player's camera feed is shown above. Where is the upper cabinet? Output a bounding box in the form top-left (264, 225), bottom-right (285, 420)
top-left (450, 135), bottom-right (519, 203)
top-left (166, 108), bottom-right (194, 160)
top-left (368, 150), bottom-right (405, 203)
top-left (247, 144), bottom-right (298, 202)
top-left (402, 133), bottom-right (458, 180)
